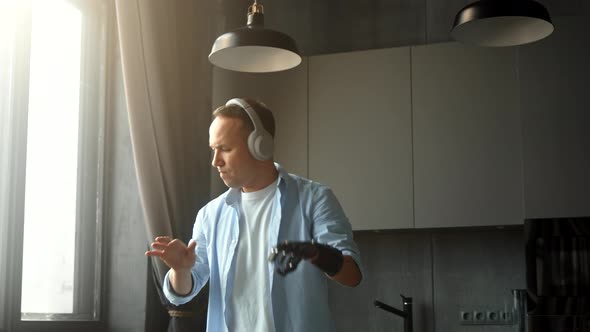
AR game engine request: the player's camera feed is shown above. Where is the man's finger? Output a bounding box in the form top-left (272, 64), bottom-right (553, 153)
top-left (187, 239), bottom-right (197, 251)
top-left (151, 242), bottom-right (168, 250)
top-left (155, 236), bottom-right (172, 243)
top-left (145, 249), bottom-right (164, 257)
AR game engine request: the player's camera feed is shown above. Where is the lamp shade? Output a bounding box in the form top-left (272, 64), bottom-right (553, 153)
top-left (209, 4), bottom-right (301, 73)
top-left (451, 0), bottom-right (554, 47)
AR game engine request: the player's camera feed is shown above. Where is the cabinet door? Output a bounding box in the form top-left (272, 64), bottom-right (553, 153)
top-left (309, 48), bottom-right (414, 230)
top-left (519, 16), bottom-right (590, 218)
top-left (412, 42), bottom-right (524, 228)
top-left (211, 61), bottom-right (308, 197)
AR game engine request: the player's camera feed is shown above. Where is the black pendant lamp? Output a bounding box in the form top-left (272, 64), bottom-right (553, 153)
top-left (451, 0), bottom-right (554, 47)
top-left (209, 1), bottom-right (302, 73)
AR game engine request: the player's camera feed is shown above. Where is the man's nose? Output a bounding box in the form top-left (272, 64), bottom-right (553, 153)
top-left (211, 150), bottom-right (223, 167)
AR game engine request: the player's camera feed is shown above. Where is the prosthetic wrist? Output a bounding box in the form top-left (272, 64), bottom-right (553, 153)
top-left (309, 243), bottom-right (344, 276)
top-left (268, 240), bottom-right (344, 276)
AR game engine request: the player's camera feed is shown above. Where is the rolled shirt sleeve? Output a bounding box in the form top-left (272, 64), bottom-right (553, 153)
top-left (163, 210), bottom-right (211, 305)
top-left (310, 185), bottom-right (364, 282)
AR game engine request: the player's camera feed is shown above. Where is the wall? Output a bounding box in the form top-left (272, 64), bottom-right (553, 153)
top-left (215, 0), bottom-right (586, 55)
top-left (519, 15), bottom-right (590, 218)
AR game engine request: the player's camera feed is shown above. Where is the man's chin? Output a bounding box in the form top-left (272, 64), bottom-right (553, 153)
top-left (222, 180), bottom-right (240, 189)
top-left (219, 174), bottom-right (242, 189)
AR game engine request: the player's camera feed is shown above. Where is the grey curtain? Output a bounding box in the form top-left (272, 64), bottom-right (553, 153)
top-left (114, 0), bottom-right (213, 330)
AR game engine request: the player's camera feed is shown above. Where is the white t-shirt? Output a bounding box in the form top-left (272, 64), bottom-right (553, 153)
top-left (229, 179), bottom-right (278, 332)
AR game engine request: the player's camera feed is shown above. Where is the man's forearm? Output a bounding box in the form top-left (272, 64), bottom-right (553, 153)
top-left (169, 268), bottom-right (193, 296)
top-left (330, 255), bottom-right (362, 287)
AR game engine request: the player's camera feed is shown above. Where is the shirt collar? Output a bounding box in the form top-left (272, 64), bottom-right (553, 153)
top-left (224, 162), bottom-right (288, 205)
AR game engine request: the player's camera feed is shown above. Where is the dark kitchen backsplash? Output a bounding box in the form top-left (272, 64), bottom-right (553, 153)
top-left (328, 226), bottom-right (525, 332)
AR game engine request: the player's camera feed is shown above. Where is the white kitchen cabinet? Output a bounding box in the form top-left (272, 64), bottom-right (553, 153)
top-left (518, 16), bottom-right (590, 218)
top-left (308, 48), bottom-right (414, 230)
top-left (211, 61), bottom-right (309, 197)
top-left (411, 42), bottom-right (524, 228)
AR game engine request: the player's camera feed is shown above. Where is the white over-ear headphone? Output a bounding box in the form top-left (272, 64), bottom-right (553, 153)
top-left (225, 98), bottom-right (274, 161)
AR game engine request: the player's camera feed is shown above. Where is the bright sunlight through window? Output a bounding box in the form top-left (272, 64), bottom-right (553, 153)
top-left (21, 0), bottom-right (82, 314)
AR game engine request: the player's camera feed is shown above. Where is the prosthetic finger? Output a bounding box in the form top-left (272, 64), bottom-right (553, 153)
top-left (270, 240), bottom-right (344, 277)
top-left (276, 255), bottom-right (302, 276)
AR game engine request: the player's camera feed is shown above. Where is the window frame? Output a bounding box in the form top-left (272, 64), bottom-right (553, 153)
top-left (1, 0), bottom-right (112, 331)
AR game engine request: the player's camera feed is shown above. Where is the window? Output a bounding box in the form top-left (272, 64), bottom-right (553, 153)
top-left (0, 0), bottom-right (108, 330)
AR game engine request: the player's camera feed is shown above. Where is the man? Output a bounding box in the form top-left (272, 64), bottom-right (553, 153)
top-left (146, 98), bottom-right (363, 331)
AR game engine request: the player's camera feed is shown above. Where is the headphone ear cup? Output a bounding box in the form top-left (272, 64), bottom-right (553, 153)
top-left (248, 130), bottom-right (273, 161)
top-left (226, 98), bottom-right (274, 160)
top-left (247, 131), bottom-right (259, 160)
top-left (257, 131), bottom-right (274, 160)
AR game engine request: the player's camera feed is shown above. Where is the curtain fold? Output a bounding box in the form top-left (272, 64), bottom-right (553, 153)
top-left (114, 0), bottom-right (213, 330)
top-left (0, 25), bottom-right (14, 328)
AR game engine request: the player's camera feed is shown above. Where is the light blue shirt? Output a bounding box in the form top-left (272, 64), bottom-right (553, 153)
top-left (163, 163), bottom-right (363, 332)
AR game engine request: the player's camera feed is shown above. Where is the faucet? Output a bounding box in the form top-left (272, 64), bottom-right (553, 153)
top-left (374, 294), bottom-right (413, 332)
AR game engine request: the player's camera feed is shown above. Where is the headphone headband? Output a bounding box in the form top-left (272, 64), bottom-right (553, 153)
top-left (225, 98), bottom-right (274, 161)
top-left (225, 98), bottom-right (264, 134)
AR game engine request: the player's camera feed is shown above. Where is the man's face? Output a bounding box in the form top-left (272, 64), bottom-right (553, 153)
top-left (209, 116), bottom-right (258, 190)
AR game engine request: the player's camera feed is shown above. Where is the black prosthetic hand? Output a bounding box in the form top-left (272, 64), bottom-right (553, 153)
top-left (268, 240), bottom-right (344, 276)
